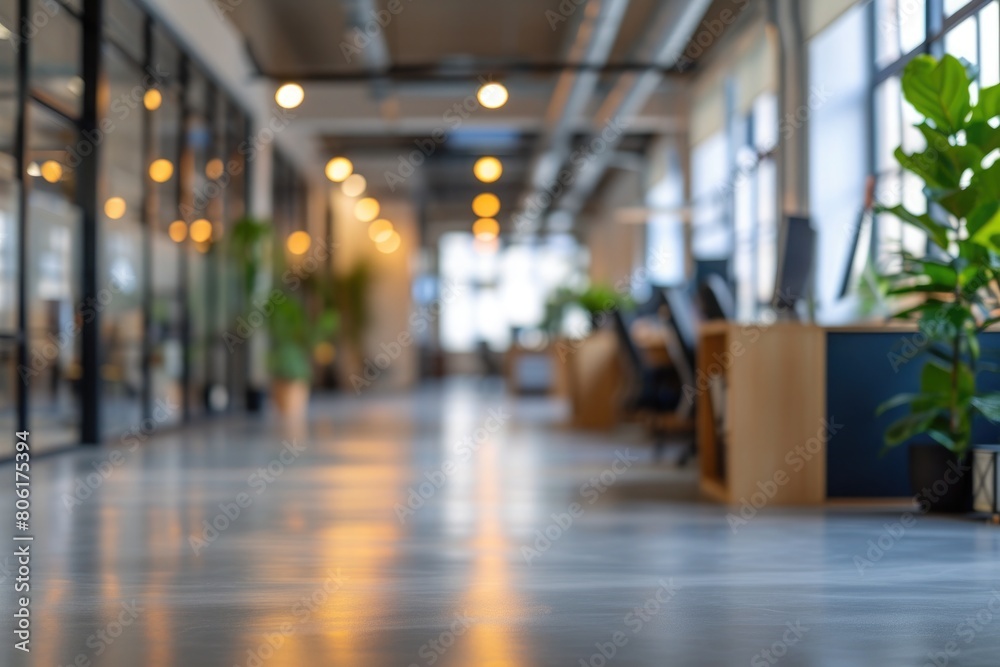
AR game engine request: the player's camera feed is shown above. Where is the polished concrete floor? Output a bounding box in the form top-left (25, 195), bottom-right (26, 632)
top-left (6, 380), bottom-right (1000, 666)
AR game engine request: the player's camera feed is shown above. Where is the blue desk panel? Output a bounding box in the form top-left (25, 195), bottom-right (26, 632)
top-left (826, 331), bottom-right (1000, 497)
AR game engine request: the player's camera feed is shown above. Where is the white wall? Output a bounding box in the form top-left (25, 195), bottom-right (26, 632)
top-left (331, 191), bottom-right (418, 392)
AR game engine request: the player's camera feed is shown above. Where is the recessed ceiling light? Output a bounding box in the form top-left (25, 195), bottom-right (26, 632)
top-left (168, 220), bottom-right (187, 243)
top-left (474, 156), bottom-right (503, 183)
top-left (342, 173), bottom-right (367, 197)
top-left (149, 158), bottom-right (174, 183)
top-left (477, 82), bottom-right (508, 110)
top-left (472, 193), bottom-right (501, 218)
top-left (368, 219), bottom-right (394, 243)
top-left (473, 217), bottom-right (499, 241)
top-left (325, 157), bottom-right (353, 183)
top-left (40, 160), bottom-right (63, 184)
top-left (143, 89), bottom-right (162, 111)
top-left (376, 231), bottom-right (401, 254)
top-left (206, 158), bottom-right (225, 180)
top-left (355, 197), bottom-right (380, 223)
top-left (189, 219), bottom-right (213, 243)
top-left (287, 230), bottom-right (312, 255)
top-left (104, 197), bottom-right (127, 220)
top-left (275, 83), bottom-right (304, 109)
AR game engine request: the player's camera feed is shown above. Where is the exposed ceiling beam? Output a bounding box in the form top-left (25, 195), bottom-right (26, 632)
top-left (339, 0), bottom-right (397, 120)
top-left (523, 0), bottom-right (631, 205)
top-left (257, 61), bottom-right (689, 82)
top-left (552, 0), bottom-right (715, 220)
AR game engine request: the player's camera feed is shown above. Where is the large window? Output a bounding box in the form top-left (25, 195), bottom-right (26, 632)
top-left (645, 138), bottom-right (686, 286)
top-left (809, 4), bottom-right (872, 323)
top-left (439, 234), bottom-right (585, 353)
top-left (732, 93), bottom-right (778, 319)
top-left (873, 0), bottom-right (1000, 267)
top-left (690, 131), bottom-right (730, 261)
top-left (687, 23), bottom-right (779, 321)
top-left (690, 95), bottom-right (778, 320)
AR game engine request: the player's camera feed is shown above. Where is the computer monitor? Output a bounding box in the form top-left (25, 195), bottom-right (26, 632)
top-left (773, 215), bottom-right (816, 317)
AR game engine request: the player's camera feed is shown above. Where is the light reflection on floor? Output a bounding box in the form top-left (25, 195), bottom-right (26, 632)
top-left (7, 379), bottom-right (1000, 666)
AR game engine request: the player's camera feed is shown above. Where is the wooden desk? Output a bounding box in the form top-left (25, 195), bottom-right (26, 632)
top-left (697, 321), bottom-right (826, 506)
top-left (565, 330), bottom-right (624, 430)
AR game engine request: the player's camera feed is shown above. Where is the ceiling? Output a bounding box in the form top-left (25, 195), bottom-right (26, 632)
top-left (219, 0), bottom-right (723, 232)
top-left (226, 0), bottom-right (667, 76)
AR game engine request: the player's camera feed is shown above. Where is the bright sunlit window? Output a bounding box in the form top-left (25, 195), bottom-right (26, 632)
top-left (691, 132), bottom-right (730, 260)
top-left (438, 232), bottom-right (585, 353)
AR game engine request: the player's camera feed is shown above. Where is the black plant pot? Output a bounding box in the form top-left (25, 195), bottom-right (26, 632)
top-left (909, 443), bottom-right (972, 513)
top-left (245, 386), bottom-right (267, 414)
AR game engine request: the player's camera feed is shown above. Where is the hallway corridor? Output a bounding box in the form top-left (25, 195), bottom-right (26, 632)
top-left (8, 382), bottom-right (1000, 667)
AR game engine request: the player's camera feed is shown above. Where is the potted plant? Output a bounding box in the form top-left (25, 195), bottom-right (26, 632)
top-left (268, 291), bottom-right (338, 420)
top-left (877, 54), bottom-right (1000, 512)
top-left (230, 217), bottom-right (273, 412)
top-left (576, 284), bottom-right (633, 331)
top-left (331, 261), bottom-right (371, 381)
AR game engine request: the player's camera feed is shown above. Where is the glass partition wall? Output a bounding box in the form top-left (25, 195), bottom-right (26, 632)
top-left (1, 0), bottom-right (252, 454)
top-left (0, 0), bottom-right (16, 458)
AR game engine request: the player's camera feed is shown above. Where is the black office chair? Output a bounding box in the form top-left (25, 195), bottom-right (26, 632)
top-left (656, 288), bottom-right (701, 464)
top-left (698, 274), bottom-right (735, 321)
top-left (661, 288), bottom-right (698, 377)
top-left (610, 308), bottom-right (690, 462)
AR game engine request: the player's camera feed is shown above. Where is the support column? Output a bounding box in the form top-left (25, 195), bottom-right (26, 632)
top-left (79, 0), bottom-right (103, 444)
top-left (770, 0), bottom-right (809, 217)
top-left (247, 130), bottom-right (273, 390)
top-left (14, 0), bottom-right (29, 436)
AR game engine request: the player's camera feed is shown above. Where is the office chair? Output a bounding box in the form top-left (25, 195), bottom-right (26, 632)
top-left (610, 307), bottom-right (693, 463)
top-left (656, 288), bottom-right (700, 464)
top-left (698, 274), bottom-right (735, 321)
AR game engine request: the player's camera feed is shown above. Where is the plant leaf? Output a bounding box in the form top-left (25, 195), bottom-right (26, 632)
top-left (971, 393), bottom-right (1000, 422)
top-left (921, 359), bottom-right (975, 400)
top-left (965, 121), bottom-right (1000, 155)
top-left (981, 160), bottom-right (1000, 200)
top-left (978, 315), bottom-right (1000, 332)
top-left (877, 393), bottom-right (929, 416)
top-left (897, 148), bottom-right (959, 190)
top-left (886, 282), bottom-right (957, 296)
top-left (972, 83), bottom-right (1000, 122)
top-left (926, 184), bottom-right (980, 220)
top-left (927, 429), bottom-right (957, 449)
top-left (877, 204), bottom-right (950, 248)
top-left (884, 410), bottom-right (941, 447)
top-left (969, 202), bottom-right (1000, 238)
top-left (892, 298), bottom-right (950, 320)
top-left (901, 54), bottom-right (971, 134)
top-left (915, 123), bottom-right (984, 179)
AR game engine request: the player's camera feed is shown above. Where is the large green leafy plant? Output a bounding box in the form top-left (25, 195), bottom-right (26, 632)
top-left (230, 217), bottom-right (273, 298)
top-left (878, 54), bottom-right (1000, 457)
top-left (540, 284), bottom-right (635, 333)
top-left (268, 293), bottom-right (338, 382)
top-left (269, 239), bottom-right (339, 382)
top-left (332, 262), bottom-right (371, 354)
top-left (231, 218), bottom-right (339, 382)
